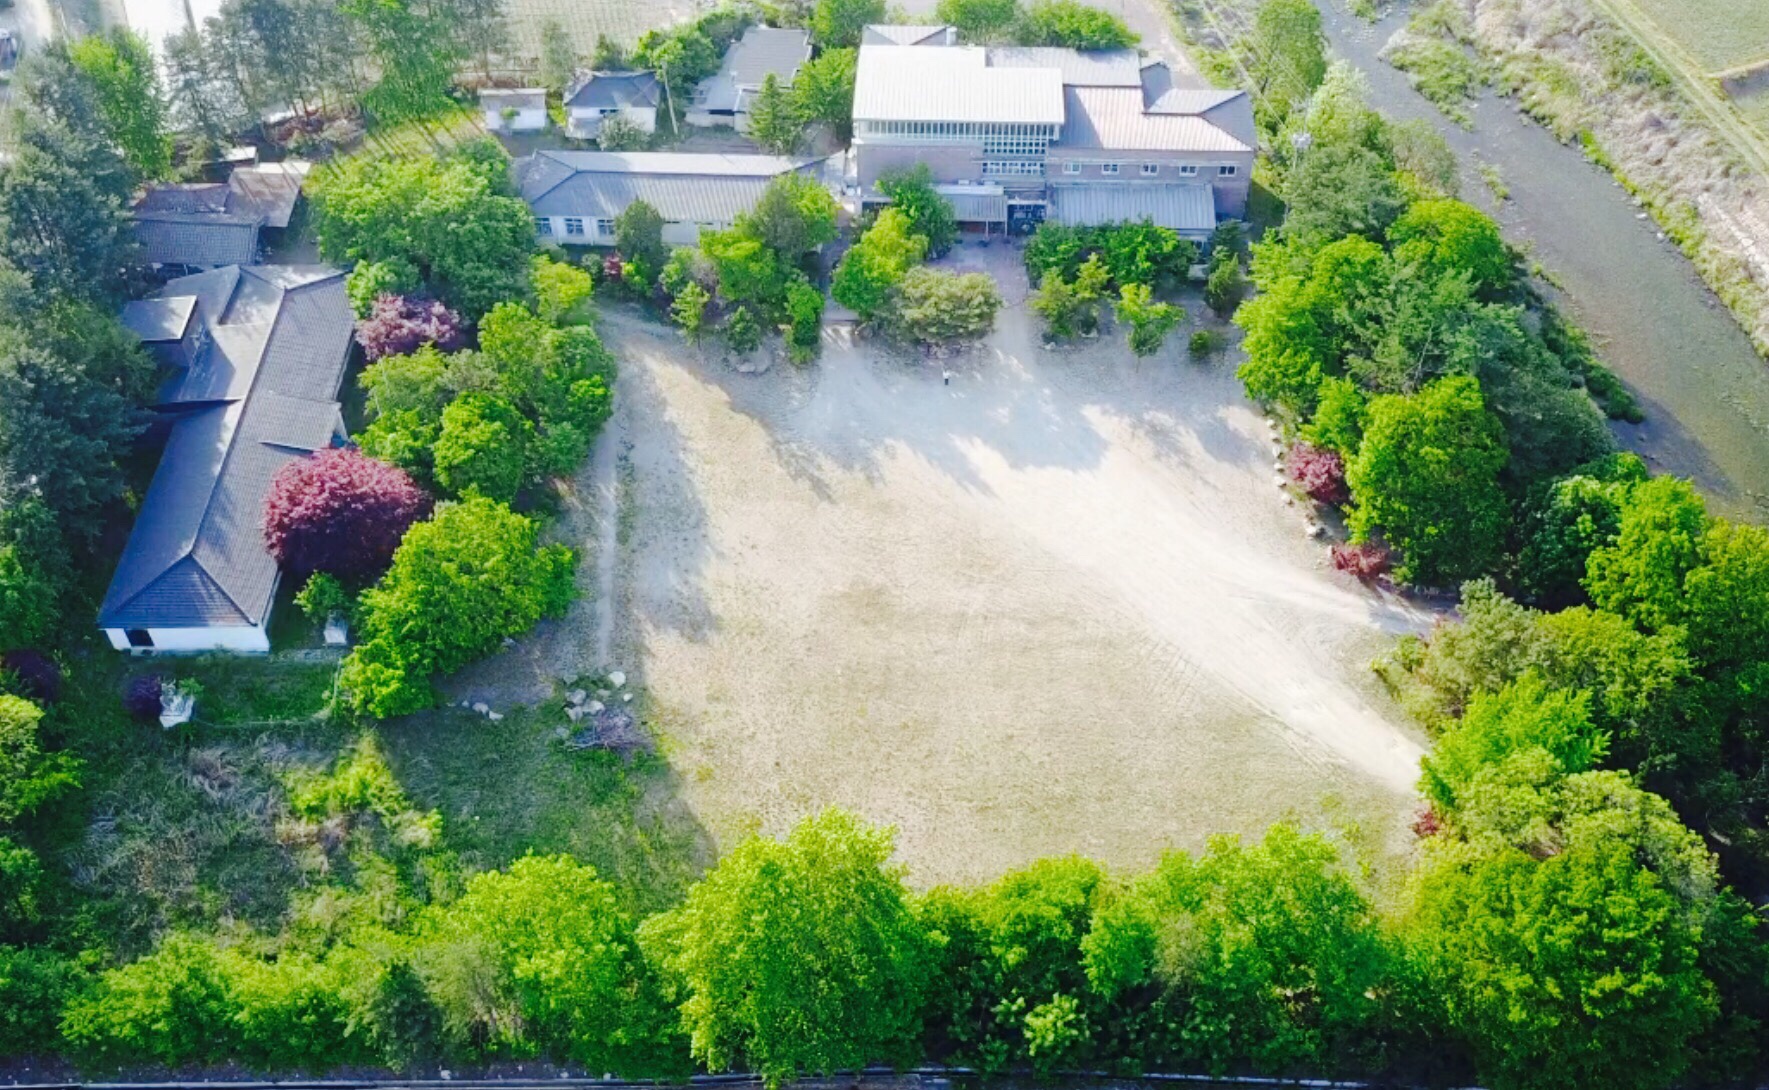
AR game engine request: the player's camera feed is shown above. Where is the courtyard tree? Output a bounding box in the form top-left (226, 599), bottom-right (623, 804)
top-left (877, 165), bottom-right (958, 257)
top-left (263, 448), bottom-right (433, 582)
top-left (724, 306), bottom-right (762, 355)
top-left (832, 208), bottom-right (926, 322)
top-left (741, 172), bottom-right (839, 267)
top-left (746, 74), bottom-right (803, 155)
top-left (432, 392), bottom-right (533, 503)
top-left (538, 18), bottom-right (579, 96)
top-left (785, 278), bottom-right (825, 360)
top-left (339, 497), bottom-right (576, 717)
top-left (1114, 283), bottom-right (1183, 358)
top-left (1346, 375), bottom-right (1509, 586)
top-left (670, 282), bottom-right (711, 344)
top-left (640, 809), bottom-right (928, 1085)
top-left (892, 268), bottom-right (1002, 345)
top-left (355, 295), bottom-right (467, 361)
top-left (615, 199), bottom-right (669, 280)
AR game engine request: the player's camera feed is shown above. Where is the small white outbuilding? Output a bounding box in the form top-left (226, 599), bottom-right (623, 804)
top-left (482, 88), bottom-right (549, 133)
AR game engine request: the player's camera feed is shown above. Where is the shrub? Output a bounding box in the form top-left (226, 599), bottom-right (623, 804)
top-left (0, 650), bottom-right (60, 704)
top-left (123, 675), bottom-right (165, 722)
top-left (1018, 0), bottom-right (1138, 48)
top-left (891, 267), bottom-right (1002, 345)
top-left (339, 497), bottom-right (577, 717)
top-left (724, 305), bottom-right (762, 355)
top-left (355, 294), bottom-right (466, 362)
top-left (60, 934), bottom-right (236, 1065)
top-left (295, 572), bottom-right (351, 625)
top-left (263, 448), bottom-right (433, 582)
top-left (1204, 252), bottom-right (1247, 317)
top-left (1188, 328), bottom-right (1224, 358)
top-left (1288, 442), bottom-right (1349, 505)
top-left (1330, 541), bottom-right (1393, 580)
top-left (1115, 283), bottom-right (1183, 357)
top-left (0, 945), bottom-right (82, 1056)
top-left (432, 393), bottom-right (533, 503)
top-left (786, 278), bottom-right (825, 352)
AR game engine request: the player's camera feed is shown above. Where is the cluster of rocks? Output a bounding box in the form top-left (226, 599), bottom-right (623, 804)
top-left (459, 700), bottom-right (505, 721)
top-left (1268, 419), bottom-right (1326, 539)
top-left (557, 671), bottom-right (649, 755)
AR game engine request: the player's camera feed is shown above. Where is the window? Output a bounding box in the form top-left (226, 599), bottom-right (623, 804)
top-left (595, 218), bottom-right (615, 236)
top-left (984, 161), bottom-right (1043, 177)
top-left (1177, 164), bottom-right (1199, 177)
top-left (1140, 163), bottom-right (1159, 176)
top-left (1219, 164), bottom-right (1238, 176)
top-left (1102, 162), bottom-right (1120, 175)
top-left (1063, 161), bottom-right (1081, 175)
top-left (564, 217), bottom-right (585, 236)
top-left (125, 628), bottom-right (153, 649)
top-left (534, 217), bottom-right (552, 236)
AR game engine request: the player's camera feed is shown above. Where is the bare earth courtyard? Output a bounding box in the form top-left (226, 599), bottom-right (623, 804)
top-left (462, 260), bottom-right (1437, 886)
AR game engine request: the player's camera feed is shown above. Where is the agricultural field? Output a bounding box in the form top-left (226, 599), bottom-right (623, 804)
top-left (1622, 0), bottom-right (1769, 75)
top-left (502, 0), bottom-right (696, 65)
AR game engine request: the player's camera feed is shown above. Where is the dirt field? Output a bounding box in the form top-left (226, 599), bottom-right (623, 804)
top-left (465, 250), bottom-right (1433, 886)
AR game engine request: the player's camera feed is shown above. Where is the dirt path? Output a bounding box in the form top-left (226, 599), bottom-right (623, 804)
top-left (568, 275), bottom-right (1432, 884)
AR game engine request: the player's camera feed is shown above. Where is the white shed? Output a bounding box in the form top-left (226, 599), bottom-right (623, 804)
top-left (482, 88), bottom-right (549, 133)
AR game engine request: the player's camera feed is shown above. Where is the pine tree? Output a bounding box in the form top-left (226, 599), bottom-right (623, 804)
top-left (746, 73), bottom-right (802, 155)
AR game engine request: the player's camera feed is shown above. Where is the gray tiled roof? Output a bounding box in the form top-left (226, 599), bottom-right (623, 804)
top-left (988, 47), bottom-right (1143, 87)
top-left (516, 150), bottom-right (820, 223)
top-left (693, 26), bottom-right (811, 112)
top-left (1060, 85), bottom-right (1254, 152)
top-left (120, 295), bottom-right (197, 342)
top-left (861, 24), bottom-right (956, 46)
top-left (564, 71), bottom-right (661, 109)
top-left (99, 266), bottom-right (354, 632)
top-left (132, 162), bottom-right (311, 265)
top-left (1048, 183), bottom-right (1217, 233)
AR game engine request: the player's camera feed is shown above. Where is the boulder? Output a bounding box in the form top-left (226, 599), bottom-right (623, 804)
top-left (607, 670), bottom-right (626, 687)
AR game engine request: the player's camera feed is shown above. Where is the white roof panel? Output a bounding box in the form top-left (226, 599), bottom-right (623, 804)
top-left (853, 45), bottom-right (1065, 125)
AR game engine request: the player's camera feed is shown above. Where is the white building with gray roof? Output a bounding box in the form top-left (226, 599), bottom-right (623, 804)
top-left (515, 150), bottom-right (824, 247)
top-left (685, 25), bottom-right (812, 132)
top-left (563, 71), bottom-right (662, 139)
top-left (101, 265), bottom-right (355, 654)
top-left (852, 37), bottom-right (1255, 237)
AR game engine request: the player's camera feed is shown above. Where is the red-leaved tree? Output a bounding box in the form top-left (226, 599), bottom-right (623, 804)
top-left (356, 294), bottom-right (467, 362)
top-left (1287, 442), bottom-right (1349, 505)
top-left (263, 448), bottom-right (433, 581)
top-left (1331, 541), bottom-right (1393, 582)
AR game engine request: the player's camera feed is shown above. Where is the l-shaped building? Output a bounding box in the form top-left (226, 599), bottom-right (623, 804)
top-left (851, 30), bottom-right (1255, 237)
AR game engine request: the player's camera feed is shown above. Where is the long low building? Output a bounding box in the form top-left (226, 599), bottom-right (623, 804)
top-left (515, 151), bottom-right (824, 246)
top-left (851, 30), bottom-right (1255, 237)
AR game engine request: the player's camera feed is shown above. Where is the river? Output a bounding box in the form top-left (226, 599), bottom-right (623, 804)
top-left (1301, 1), bottom-right (1769, 520)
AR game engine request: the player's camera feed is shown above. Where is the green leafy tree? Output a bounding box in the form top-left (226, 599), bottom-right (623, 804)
top-left (1204, 250), bottom-right (1247, 317)
top-left (161, 26), bottom-right (250, 145)
top-left (1099, 220), bottom-right (1193, 289)
top-left (539, 17), bottom-right (579, 95)
top-left (792, 47), bottom-right (858, 140)
top-left (1114, 283), bottom-right (1183, 358)
top-left (892, 268), bottom-right (1001, 345)
top-left (1680, 519), bottom-right (1769, 670)
top-left (341, 0), bottom-right (466, 123)
top-left (877, 165), bottom-right (959, 258)
top-left (61, 934), bottom-right (237, 1065)
top-left (1407, 841), bottom-right (1715, 1090)
top-left (811, 0), bottom-right (886, 47)
top-left (1018, 0), bottom-right (1138, 48)
top-left (1244, 0), bottom-right (1327, 128)
top-left (0, 946), bottom-right (82, 1056)
top-left (937, 0), bottom-right (1021, 41)
top-left (1517, 454), bottom-right (1647, 607)
top-left (1583, 476), bottom-right (1708, 633)
top-left (615, 199), bottom-right (669, 275)
top-left (785, 278), bottom-right (825, 357)
top-left (1083, 825), bottom-right (1395, 1075)
top-left (592, 32), bottom-right (630, 70)
top-left (671, 281), bottom-right (712, 344)
top-left (531, 254), bottom-right (597, 325)
top-left (1031, 270), bottom-right (1085, 341)
top-left (740, 172), bottom-right (840, 266)
top-left (311, 146), bottom-right (536, 318)
top-left (1390, 198), bottom-right (1513, 299)
top-left (1347, 375), bottom-right (1509, 585)
top-left (724, 305), bottom-right (762, 354)
top-left (746, 73), bottom-right (803, 155)
top-left (0, 695), bottom-right (76, 826)
top-left (433, 392), bottom-right (533, 502)
top-left (832, 208), bottom-right (926, 322)
top-left (641, 809), bottom-right (928, 1086)
top-left (66, 29), bottom-right (173, 181)
top-left (339, 497), bottom-right (577, 717)
top-left (1419, 677), bottom-right (1605, 817)
top-left (1301, 376), bottom-right (1367, 455)
top-left (702, 228), bottom-right (790, 312)
top-left (1281, 143), bottom-right (1409, 248)
top-left (420, 856), bottom-right (682, 1071)
top-left (0, 546), bottom-right (59, 652)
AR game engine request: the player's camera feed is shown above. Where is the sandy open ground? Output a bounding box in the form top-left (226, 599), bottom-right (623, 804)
top-left (462, 248), bottom-right (1435, 885)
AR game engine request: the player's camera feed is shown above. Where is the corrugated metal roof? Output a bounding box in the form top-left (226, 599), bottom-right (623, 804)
top-left (938, 187), bottom-right (1008, 223)
top-left (694, 26), bottom-right (811, 111)
top-left (862, 24), bottom-right (956, 46)
top-left (1048, 184), bottom-right (1217, 234)
top-left (988, 47), bottom-right (1143, 87)
top-left (854, 44), bottom-right (1065, 125)
top-left (516, 151), bottom-right (822, 223)
top-left (564, 71), bottom-right (661, 109)
top-left (482, 87), bottom-right (547, 111)
top-left (99, 266), bottom-right (353, 632)
top-left (1060, 86), bottom-right (1253, 152)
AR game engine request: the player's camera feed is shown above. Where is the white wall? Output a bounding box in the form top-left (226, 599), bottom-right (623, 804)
top-left (105, 624), bottom-right (272, 654)
top-left (567, 105), bottom-right (657, 139)
top-left (536, 215), bottom-right (720, 247)
top-left (486, 106), bottom-right (547, 133)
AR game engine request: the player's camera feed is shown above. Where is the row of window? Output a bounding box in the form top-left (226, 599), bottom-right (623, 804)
top-left (1059, 162), bottom-right (1238, 177)
top-left (982, 160), bottom-right (1045, 177)
top-left (858, 119), bottom-right (1061, 139)
top-left (536, 217), bottom-right (616, 237)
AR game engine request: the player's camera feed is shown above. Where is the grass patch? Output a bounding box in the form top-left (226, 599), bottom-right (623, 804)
top-left (1385, 0), bottom-right (1485, 127)
top-left (381, 698), bottom-right (712, 917)
top-left (1475, 157), bottom-right (1509, 201)
top-left (1626, 0), bottom-right (1769, 74)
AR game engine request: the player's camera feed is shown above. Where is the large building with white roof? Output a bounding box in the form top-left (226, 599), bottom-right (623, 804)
top-left (851, 29), bottom-right (1255, 237)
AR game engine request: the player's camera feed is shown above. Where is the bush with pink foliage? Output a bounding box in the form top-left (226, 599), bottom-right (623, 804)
top-left (355, 294), bottom-right (467, 362)
top-left (1287, 442), bottom-right (1350, 505)
top-left (2, 649), bottom-right (61, 703)
top-left (123, 674), bottom-right (165, 721)
top-left (1331, 541), bottom-right (1393, 581)
top-left (263, 447), bottom-right (433, 581)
